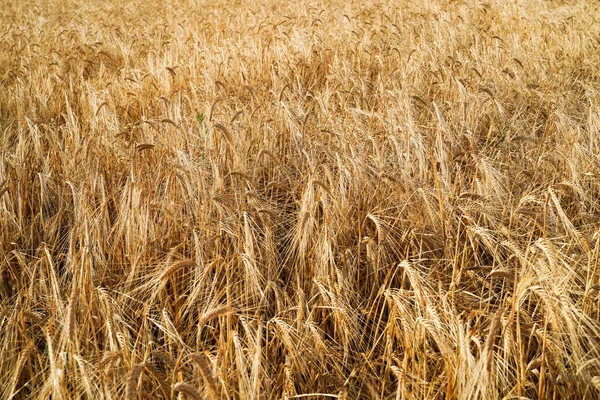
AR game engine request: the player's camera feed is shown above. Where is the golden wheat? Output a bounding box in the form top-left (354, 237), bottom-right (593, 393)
top-left (2, 0), bottom-right (600, 398)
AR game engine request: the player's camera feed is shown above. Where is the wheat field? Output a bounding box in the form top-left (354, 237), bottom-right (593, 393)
top-left (2, 0), bottom-right (600, 398)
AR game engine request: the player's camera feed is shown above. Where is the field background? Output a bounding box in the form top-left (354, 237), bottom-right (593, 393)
top-left (2, 0), bottom-right (600, 398)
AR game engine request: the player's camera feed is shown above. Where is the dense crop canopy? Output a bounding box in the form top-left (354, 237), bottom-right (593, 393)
top-left (1, 0), bottom-right (600, 398)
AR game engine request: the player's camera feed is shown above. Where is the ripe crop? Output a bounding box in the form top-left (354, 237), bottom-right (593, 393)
top-left (2, 0), bottom-right (600, 398)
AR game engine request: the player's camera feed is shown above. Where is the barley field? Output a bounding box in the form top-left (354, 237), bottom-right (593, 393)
top-left (2, 0), bottom-right (600, 398)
